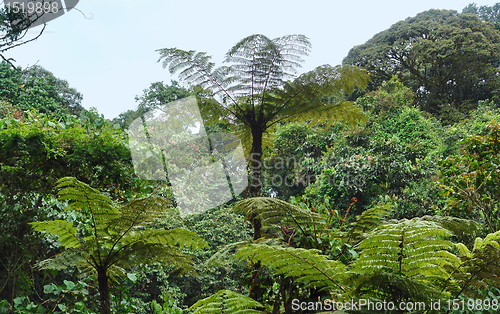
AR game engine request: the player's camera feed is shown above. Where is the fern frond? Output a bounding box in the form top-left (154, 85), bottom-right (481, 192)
top-left (108, 194), bottom-right (171, 231)
top-left (36, 249), bottom-right (87, 271)
top-left (233, 197), bottom-right (326, 232)
top-left (156, 48), bottom-right (235, 102)
top-left (204, 238), bottom-right (282, 268)
top-left (204, 240), bottom-right (251, 268)
top-left (131, 228), bottom-right (208, 250)
top-left (420, 215), bottom-right (478, 239)
top-left (290, 100), bottom-right (366, 128)
top-left (351, 270), bottom-right (444, 302)
top-left (120, 244), bottom-right (197, 275)
top-left (56, 177), bottom-right (119, 228)
top-left (232, 123), bottom-right (253, 157)
top-left (29, 220), bottom-right (81, 248)
top-left (273, 65), bottom-right (370, 128)
top-left (224, 34), bottom-right (311, 99)
top-left (352, 218), bottom-right (459, 281)
top-left (236, 244), bottom-right (348, 293)
top-left (190, 290), bottom-right (265, 314)
top-left (348, 204), bottom-right (394, 241)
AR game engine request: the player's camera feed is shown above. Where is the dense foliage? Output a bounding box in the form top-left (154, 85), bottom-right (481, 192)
top-left (343, 9), bottom-right (500, 123)
top-left (3, 4), bottom-right (500, 313)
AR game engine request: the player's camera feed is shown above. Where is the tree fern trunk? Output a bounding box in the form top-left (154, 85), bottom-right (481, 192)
top-left (97, 267), bottom-right (111, 314)
top-left (248, 128), bottom-right (263, 198)
top-left (247, 127), bottom-right (265, 303)
top-left (248, 127), bottom-right (264, 240)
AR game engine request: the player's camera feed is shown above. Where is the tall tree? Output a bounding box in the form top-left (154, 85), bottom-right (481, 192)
top-left (21, 65), bottom-right (84, 115)
top-left (157, 34), bottom-right (369, 240)
top-left (113, 80), bottom-right (191, 129)
top-left (157, 34), bottom-right (369, 201)
top-left (0, 62), bottom-right (84, 117)
top-left (343, 9), bottom-right (500, 123)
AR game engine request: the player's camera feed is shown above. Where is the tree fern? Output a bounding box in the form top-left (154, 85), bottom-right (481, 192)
top-left (30, 177), bottom-right (208, 314)
top-left (233, 197), bottom-right (326, 240)
top-left (190, 290), bottom-right (265, 314)
top-left (350, 217), bottom-right (461, 302)
top-left (352, 218), bottom-right (459, 277)
top-left (157, 34), bottom-right (370, 201)
top-left (235, 244), bottom-right (349, 296)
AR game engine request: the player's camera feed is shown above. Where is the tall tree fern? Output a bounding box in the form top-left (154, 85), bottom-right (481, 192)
top-left (30, 177), bottom-right (207, 314)
top-left (157, 34), bottom-right (370, 203)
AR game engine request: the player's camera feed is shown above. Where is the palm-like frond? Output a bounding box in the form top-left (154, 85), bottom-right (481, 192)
top-left (56, 177), bottom-right (119, 230)
top-left (351, 269), bottom-right (444, 302)
top-left (156, 48), bottom-right (239, 109)
top-left (233, 197), bottom-right (326, 232)
top-left (236, 244), bottom-right (348, 294)
top-left (190, 290), bottom-right (265, 314)
top-left (131, 228), bottom-right (208, 250)
top-left (30, 220), bottom-right (81, 248)
top-left (271, 65), bottom-right (370, 128)
top-left (350, 217), bottom-right (462, 303)
top-left (225, 34), bottom-right (311, 99)
top-left (352, 218), bottom-right (460, 279)
top-left (36, 249), bottom-right (88, 272)
top-left (450, 231), bottom-right (500, 298)
top-left (346, 204), bottom-right (394, 241)
top-left (419, 215), bottom-right (478, 239)
top-left (107, 195), bottom-right (170, 231)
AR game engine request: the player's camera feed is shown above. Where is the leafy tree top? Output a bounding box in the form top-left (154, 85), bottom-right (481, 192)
top-left (463, 2), bottom-right (500, 30)
top-left (343, 9), bottom-right (500, 123)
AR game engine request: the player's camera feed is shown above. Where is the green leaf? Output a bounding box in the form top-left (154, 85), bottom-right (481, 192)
top-left (63, 280), bottom-right (75, 290)
top-left (127, 273), bottom-right (137, 282)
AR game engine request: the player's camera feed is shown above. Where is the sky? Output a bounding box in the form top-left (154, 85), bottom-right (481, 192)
top-left (3, 0), bottom-right (498, 119)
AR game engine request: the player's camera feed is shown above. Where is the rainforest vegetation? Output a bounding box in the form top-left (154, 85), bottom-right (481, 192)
top-left (2, 3), bottom-right (500, 314)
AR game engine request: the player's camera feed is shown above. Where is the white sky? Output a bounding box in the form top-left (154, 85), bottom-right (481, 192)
top-left (3, 0), bottom-right (497, 119)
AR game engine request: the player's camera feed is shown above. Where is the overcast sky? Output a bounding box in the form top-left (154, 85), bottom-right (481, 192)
top-left (3, 0), bottom-right (497, 119)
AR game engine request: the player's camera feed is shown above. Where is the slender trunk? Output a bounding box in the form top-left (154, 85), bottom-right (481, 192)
top-left (97, 267), bottom-right (111, 314)
top-left (248, 128), bottom-right (263, 240)
top-left (283, 278), bottom-right (293, 314)
top-left (248, 129), bottom-right (263, 198)
top-left (247, 128), bottom-right (265, 303)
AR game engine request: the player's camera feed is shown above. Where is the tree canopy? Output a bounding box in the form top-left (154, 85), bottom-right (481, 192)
top-left (343, 9), bottom-right (500, 123)
top-left (463, 2), bottom-right (500, 30)
top-left (0, 62), bottom-right (84, 117)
